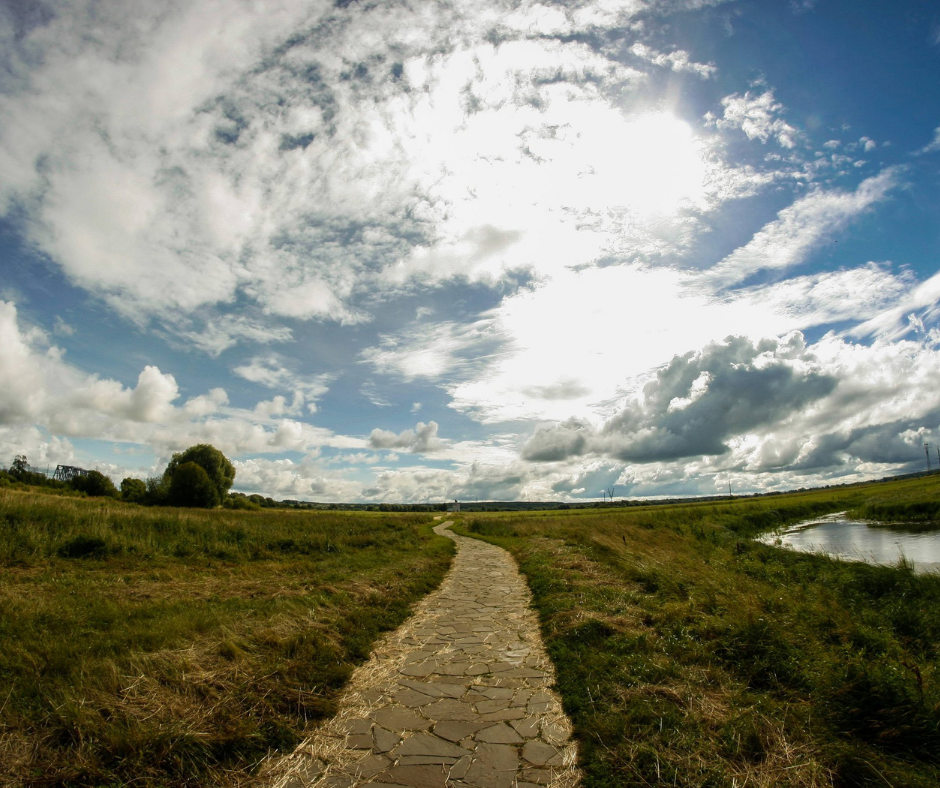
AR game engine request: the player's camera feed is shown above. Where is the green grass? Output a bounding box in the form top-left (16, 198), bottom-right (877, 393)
top-left (845, 478), bottom-right (940, 530)
top-left (455, 474), bottom-right (940, 787)
top-left (0, 488), bottom-right (453, 788)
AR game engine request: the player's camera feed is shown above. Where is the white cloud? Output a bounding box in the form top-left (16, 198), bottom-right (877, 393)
top-left (362, 316), bottom-right (506, 382)
top-left (1, 0), bottom-right (930, 503)
top-left (712, 88), bottom-right (800, 148)
top-left (433, 258), bottom-right (908, 424)
top-left (53, 316), bottom-right (75, 337)
top-left (0, 425), bottom-right (75, 473)
top-left (0, 300), bottom-right (358, 463)
top-left (231, 456), bottom-right (361, 501)
top-left (707, 169), bottom-right (898, 287)
top-left (851, 268), bottom-right (940, 340)
top-left (629, 43), bottom-right (716, 78)
top-left (179, 315), bottom-right (293, 357)
top-left (361, 459), bottom-right (538, 503)
top-left (523, 334), bottom-right (838, 463)
top-left (0, 1), bottom-right (759, 343)
top-left (369, 421), bottom-right (443, 453)
top-left (519, 331), bottom-right (940, 499)
top-left (232, 356), bottom-right (331, 413)
top-left (917, 126), bottom-right (940, 154)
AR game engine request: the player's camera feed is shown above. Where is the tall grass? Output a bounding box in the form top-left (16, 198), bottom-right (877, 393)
top-left (0, 488), bottom-right (453, 788)
top-left (458, 474), bottom-right (940, 787)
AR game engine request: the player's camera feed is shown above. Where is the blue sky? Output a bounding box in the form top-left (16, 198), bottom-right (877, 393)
top-left (1, 0), bottom-right (939, 502)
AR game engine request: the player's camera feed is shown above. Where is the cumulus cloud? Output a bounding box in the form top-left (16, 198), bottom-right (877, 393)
top-left (523, 418), bottom-right (594, 462)
top-left (0, 300), bottom-right (357, 463)
top-left (411, 259), bottom-right (910, 425)
top-left (524, 334), bottom-right (837, 462)
top-left (232, 456), bottom-right (361, 501)
top-left (522, 330), bottom-right (940, 493)
top-left (0, 0), bottom-right (929, 503)
top-left (369, 421), bottom-right (443, 453)
top-left (0, 0), bottom-right (762, 346)
top-left (711, 88), bottom-right (800, 147)
top-left (361, 459), bottom-right (534, 503)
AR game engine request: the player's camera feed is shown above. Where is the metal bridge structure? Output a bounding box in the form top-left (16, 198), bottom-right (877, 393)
top-left (52, 465), bottom-right (91, 483)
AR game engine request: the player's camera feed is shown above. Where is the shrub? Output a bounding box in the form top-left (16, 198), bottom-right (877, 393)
top-left (120, 477), bottom-right (147, 503)
top-left (164, 445), bottom-right (235, 502)
top-left (167, 462), bottom-right (220, 509)
top-left (69, 470), bottom-right (119, 498)
top-left (225, 494), bottom-right (261, 511)
top-left (144, 476), bottom-right (169, 506)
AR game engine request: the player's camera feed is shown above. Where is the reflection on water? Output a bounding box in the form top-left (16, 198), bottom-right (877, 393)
top-left (759, 512), bottom-right (940, 575)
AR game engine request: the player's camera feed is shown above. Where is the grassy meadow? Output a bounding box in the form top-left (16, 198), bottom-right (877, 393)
top-left (0, 487), bottom-right (453, 788)
top-left (456, 475), bottom-right (940, 787)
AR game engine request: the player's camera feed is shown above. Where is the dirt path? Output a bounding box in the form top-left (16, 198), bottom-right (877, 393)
top-left (266, 520), bottom-right (580, 788)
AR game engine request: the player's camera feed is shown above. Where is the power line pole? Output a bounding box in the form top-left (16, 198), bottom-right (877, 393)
top-left (926, 442), bottom-right (932, 472)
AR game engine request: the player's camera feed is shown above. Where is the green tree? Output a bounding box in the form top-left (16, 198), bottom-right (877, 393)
top-left (10, 455), bottom-right (29, 476)
top-left (164, 444), bottom-right (235, 502)
top-left (70, 470), bottom-right (119, 498)
top-left (167, 462), bottom-right (220, 508)
top-left (143, 476), bottom-right (168, 506)
top-left (120, 477), bottom-right (147, 503)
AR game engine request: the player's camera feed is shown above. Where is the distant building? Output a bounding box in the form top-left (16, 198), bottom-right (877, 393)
top-left (448, 499), bottom-right (460, 513)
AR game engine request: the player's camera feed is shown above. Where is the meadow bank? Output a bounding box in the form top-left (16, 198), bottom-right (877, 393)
top-left (0, 487), bottom-right (452, 788)
top-left (456, 475), bottom-right (940, 788)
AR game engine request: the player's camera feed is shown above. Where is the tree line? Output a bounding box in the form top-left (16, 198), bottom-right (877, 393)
top-left (1, 444), bottom-right (237, 510)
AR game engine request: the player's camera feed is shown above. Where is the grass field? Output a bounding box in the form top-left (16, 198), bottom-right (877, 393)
top-left (0, 488), bottom-right (453, 788)
top-left (456, 475), bottom-right (940, 787)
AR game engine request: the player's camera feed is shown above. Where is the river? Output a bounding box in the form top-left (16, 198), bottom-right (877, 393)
top-left (759, 511), bottom-right (940, 575)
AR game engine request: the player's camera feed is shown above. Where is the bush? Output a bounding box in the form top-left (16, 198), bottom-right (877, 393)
top-left (144, 476), bottom-right (168, 506)
top-left (69, 470), bottom-right (119, 498)
top-left (120, 477), bottom-right (147, 503)
top-left (225, 494), bottom-right (261, 511)
top-left (5, 456), bottom-right (69, 491)
top-left (164, 445), bottom-right (235, 502)
top-left (167, 462), bottom-right (220, 509)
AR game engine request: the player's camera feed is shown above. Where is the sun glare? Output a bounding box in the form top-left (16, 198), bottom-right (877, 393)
top-left (588, 112), bottom-right (707, 217)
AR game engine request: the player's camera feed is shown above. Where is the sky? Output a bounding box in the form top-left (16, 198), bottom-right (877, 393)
top-left (1, 0), bottom-right (939, 503)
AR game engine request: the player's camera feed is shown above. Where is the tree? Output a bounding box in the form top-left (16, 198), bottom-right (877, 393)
top-left (120, 477), bottom-right (147, 503)
top-left (70, 470), bottom-right (119, 498)
top-left (10, 455), bottom-right (28, 476)
top-left (143, 476), bottom-right (169, 506)
top-left (164, 444), bottom-right (235, 502)
top-left (167, 462), bottom-right (220, 508)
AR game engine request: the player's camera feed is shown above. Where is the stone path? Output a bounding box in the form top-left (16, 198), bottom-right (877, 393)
top-left (267, 520), bottom-right (580, 788)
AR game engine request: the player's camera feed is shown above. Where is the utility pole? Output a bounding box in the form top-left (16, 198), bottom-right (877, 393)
top-left (728, 479), bottom-right (732, 499)
top-left (926, 442), bottom-right (932, 472)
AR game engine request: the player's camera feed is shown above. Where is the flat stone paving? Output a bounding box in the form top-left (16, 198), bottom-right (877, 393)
top-left (268, 520), bottom-right (580, 788)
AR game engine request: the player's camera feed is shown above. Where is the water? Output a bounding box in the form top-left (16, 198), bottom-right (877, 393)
top-left (759, 512), bottom-right (940, 575)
